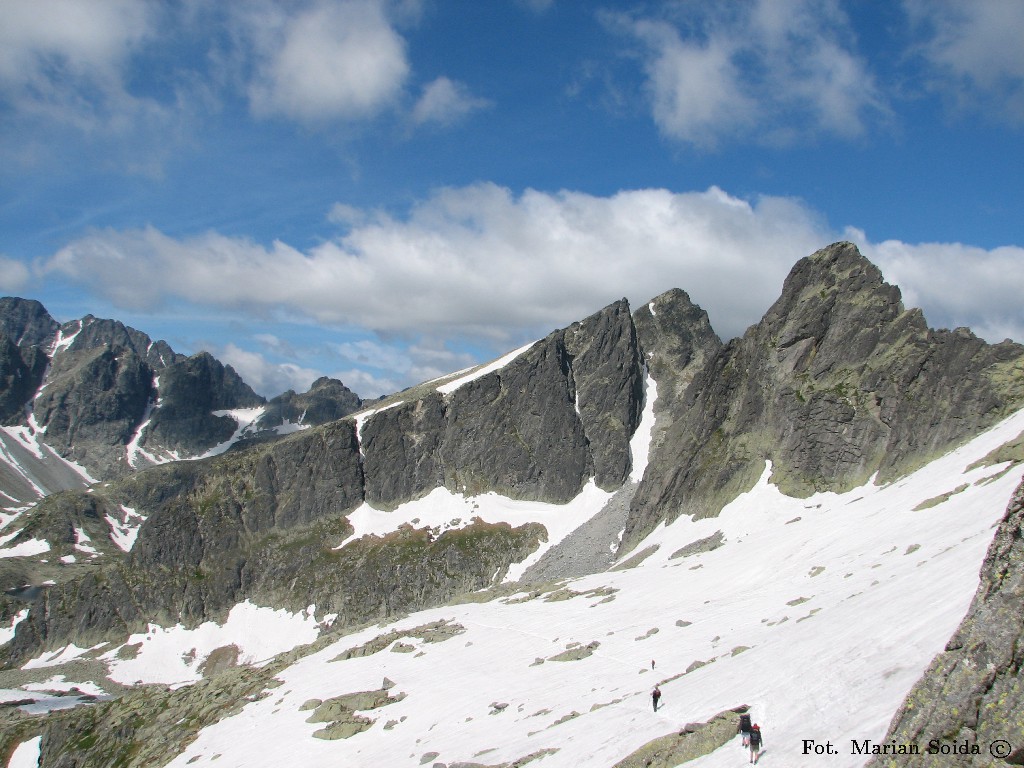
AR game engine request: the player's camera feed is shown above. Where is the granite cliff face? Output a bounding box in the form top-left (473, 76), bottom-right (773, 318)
top-left (622, 242), bottom-right (1024, 551)
top-left (363, 298), bottom-right (644, 507)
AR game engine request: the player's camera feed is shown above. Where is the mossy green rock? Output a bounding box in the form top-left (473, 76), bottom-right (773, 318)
top-left (624, 242), bottom-right (1024, 550)
top-left (611, 705), bottom-right (748, 767)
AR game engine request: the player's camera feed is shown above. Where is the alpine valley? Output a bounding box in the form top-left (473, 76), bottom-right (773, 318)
top-left (1, 242), bottom-right (1022, 768)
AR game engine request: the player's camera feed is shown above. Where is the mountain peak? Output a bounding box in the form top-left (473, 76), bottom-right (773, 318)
top-left (0, 296), bottom-right (58, 348)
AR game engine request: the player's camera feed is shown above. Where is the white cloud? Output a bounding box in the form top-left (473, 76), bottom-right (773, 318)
top-left (629, 20), bottom-right (753, 148)
top-left (906, 0), bottom-right (1024, 121)
top-left (0, 256), bottom-right (30, 292)
top-left (0, 0), bottom-right (153, 89)
top-left (0, 0), bottom-right (160, 134)
top-left (327, 203), bottom-right (369, 227)
top-left (412, 77), bottom-right (490, 126)
top-left (244, 0), bottom-right (409, 122)
top-left (215, 342), bottom-right (322, 397)
top-left (39, 184), bottom-right (1024, 361)
top-left (613, 0), bottom-right (884, 146)
top-left (37, 184), bottom-right (824, 344)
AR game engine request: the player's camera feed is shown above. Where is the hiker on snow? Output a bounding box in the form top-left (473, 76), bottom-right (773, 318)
top-left (651, 686), bottom-right (661, 712)
top-left (737, 712), bottom-right (752, 746)
top-left (748, 723), bottom-right (763, 763)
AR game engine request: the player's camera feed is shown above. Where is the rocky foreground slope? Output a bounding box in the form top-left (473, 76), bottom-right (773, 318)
top-left (0, 242), bottom-right (1023, 766)
top-left (868, 471), bottom-right (1024, 767)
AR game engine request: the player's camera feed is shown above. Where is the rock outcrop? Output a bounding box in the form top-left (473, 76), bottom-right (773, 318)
top-left (866, 477), bottom-right (1024, 767)
top-left (139, 350), bottom-right (264, 455)
top-left (362, 298), bottom-right (645, 507)
top-left (254, 376), bottom-right (362, 432)
top-left (623, 242), bottom-right (1024, 551)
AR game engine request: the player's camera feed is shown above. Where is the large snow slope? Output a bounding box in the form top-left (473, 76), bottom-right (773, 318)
top-left (116, 408), bottom-right (1024, 768)
top-left (10, 404), bottom-right (1024, 767)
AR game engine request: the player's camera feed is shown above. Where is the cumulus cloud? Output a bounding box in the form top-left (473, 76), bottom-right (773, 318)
top-left (244, 0), bottom-right (409, 122)
top-left (0, 0), bottom-right (159, 132)
top-left (906, 0), bottom-right (1024, 122)
top-left (215, 342), bottom-right (322, 397)
top-left (0, 255), bottom-right (30, 292)
top-left (612, 0), bottom-right (884, 146)
top-left (412, 77), bottom-right (490, 126)
top-left (40, 185), bottom-right (834, 344)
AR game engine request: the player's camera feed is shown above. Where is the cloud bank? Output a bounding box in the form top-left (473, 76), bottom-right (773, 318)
top-left (41, 184), bottom-right (1024, 352)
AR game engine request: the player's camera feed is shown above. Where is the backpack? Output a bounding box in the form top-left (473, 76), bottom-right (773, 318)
top-left (738, 713), bottom-right (752, 732)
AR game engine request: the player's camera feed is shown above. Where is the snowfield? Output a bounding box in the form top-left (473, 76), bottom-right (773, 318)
top-left (107, 409), bottom-right (1024, 767)
top-left (8, 397), bottom-right (1024, 766)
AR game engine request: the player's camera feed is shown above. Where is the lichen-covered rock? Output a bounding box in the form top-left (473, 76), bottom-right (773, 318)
top-left (866, 478), bottom-right (1024, 767)
top-left (610, 705), bottom-right (749, 767)
top-left (623, 242), bottom-right (1024, 551)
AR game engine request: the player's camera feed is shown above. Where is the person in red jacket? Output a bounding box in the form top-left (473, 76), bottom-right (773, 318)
top-left (748, 723), bottom-right (763, 763)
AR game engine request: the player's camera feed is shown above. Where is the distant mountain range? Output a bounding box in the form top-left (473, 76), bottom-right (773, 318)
top-left (0, 297), bottom-right (362, 507)
top-left (1, 242), bottom-right (1022, 767)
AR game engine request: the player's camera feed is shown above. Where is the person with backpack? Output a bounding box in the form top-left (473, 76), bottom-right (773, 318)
top-left (651, 686), bottom-right (661, 712)
top-left (749, 723), bottom-right (763, 763)
top-left (737, 712), bottom-right (752, 746)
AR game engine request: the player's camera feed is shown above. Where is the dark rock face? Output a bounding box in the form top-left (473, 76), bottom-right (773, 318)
top-left (32, 345), bottom-right (157, 473)
top-left (622, 242), bottom-right (1024, 551)
top-left (565, 298), bottom-right (645, 489)
top-left (256, 377), bottom-right (362, 430)
top-left (630, 288), bottom-right (724, 488)
top-left (631, 288), bottom-right (723, 412)
top-left (141, 351), bottom-right (264, 454)
top-left (0, 297), bottom-right (58, 349)
top-left (361, 298), bottom-right (646, 507)
top-left (0, 336), bottom-right (48, 424)
top-left (438, 332), bottom-right (592, 502)
top-left (361, 393), bottom-right (446, 507)
top-left (866, 478), bottom-right (1024, 767)
top-left (5, 420), bottom-right (545, 660)
top-left (0, 298), bottom-right (59, 425)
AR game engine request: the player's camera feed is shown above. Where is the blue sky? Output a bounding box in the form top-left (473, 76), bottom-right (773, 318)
top-left (2, 0), bottom-right (1022, 398)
